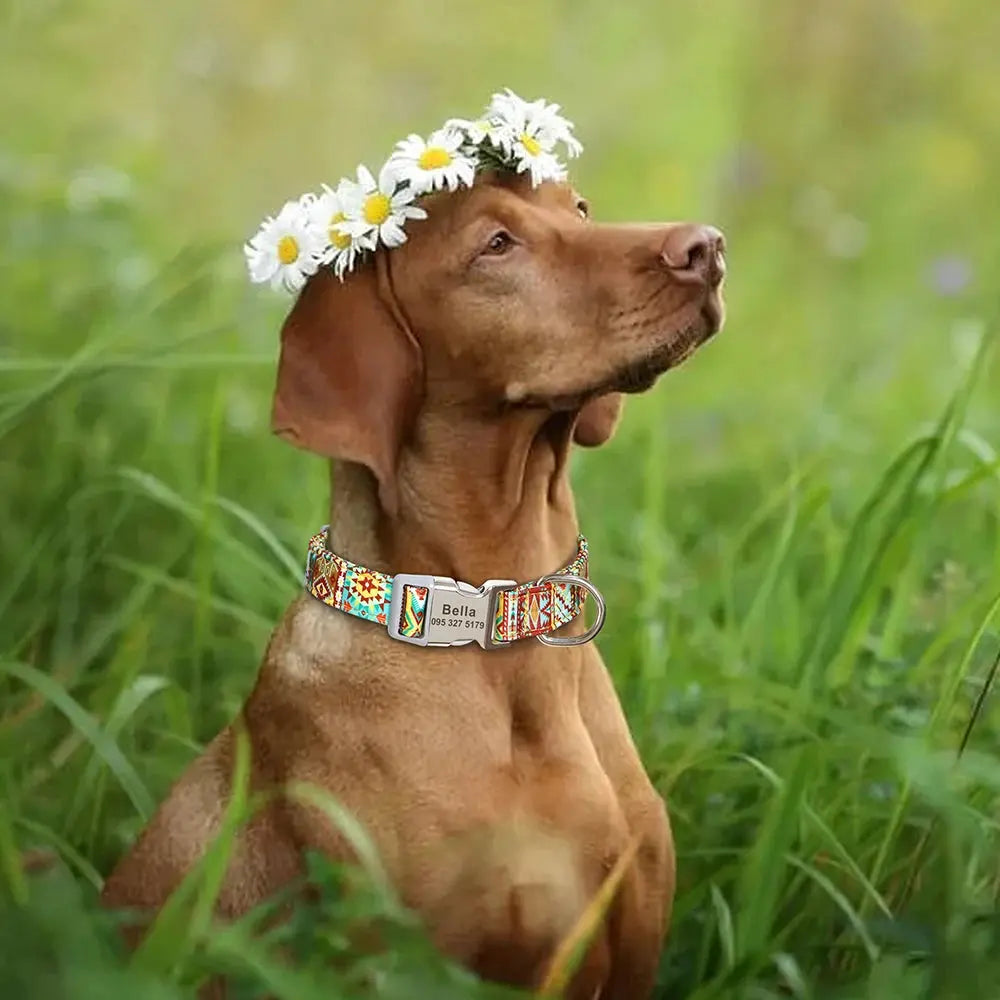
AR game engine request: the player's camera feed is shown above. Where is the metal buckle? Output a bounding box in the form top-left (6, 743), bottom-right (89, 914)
top-left (536, 574), bottom-right (607, 647)
top-left (387, 574), bottom-right (516, 650)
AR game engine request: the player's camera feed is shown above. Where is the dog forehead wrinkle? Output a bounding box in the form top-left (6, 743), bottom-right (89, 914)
top-left (455, 191), bottom-right (525, 238)
top-left (464, 180), bottom-right (574, 229)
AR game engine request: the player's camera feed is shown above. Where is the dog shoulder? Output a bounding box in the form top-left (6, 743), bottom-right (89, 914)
top-left (263, 593), bottom-right (364, 684)
top-left (256, 594), bottom-right (410, 712)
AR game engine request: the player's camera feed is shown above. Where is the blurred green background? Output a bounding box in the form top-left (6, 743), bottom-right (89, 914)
top-left (2, 0), bottom-right (1000, 997)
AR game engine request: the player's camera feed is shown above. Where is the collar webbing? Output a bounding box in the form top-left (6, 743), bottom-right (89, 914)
top-left (303, 528), bottom-right (601, 648)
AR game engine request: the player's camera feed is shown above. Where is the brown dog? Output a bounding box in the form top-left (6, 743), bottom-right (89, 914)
top-left (101, 173), bottom-right (725, 998)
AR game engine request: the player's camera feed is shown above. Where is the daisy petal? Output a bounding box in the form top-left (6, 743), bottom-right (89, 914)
top-left (380, 219), bottom-right (408, 248)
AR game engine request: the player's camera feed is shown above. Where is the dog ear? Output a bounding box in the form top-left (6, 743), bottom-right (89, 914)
top-left (271, 257), bottom-right (421, 513)
top-left (573, 393), bottom-right (625, 447)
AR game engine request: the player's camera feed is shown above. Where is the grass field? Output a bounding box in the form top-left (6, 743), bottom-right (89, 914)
top-left (3, 0), bottom-right (1000, 996)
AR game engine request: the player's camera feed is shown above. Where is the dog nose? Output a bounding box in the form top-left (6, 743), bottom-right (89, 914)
top-left (660, 224), bottom-right (726, 285)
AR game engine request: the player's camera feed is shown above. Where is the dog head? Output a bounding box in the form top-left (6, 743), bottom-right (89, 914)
top-left (272, 175), bottom-right (725, 509)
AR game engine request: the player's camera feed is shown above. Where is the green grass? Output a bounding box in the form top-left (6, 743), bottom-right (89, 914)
top-left (3, 0), bottom-right (1000, 996)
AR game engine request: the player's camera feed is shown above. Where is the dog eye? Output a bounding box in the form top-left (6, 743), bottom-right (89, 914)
top-left (485, 230), bottom-right (514, 255)
top-left (576, 199), bottom-right (590, 219)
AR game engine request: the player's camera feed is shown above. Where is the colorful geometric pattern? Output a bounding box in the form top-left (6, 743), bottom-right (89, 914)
top-left (491, 536), bottom-right (588, 643)
top-left (304, 526), bottom-right (590, 646)
top-left (397, 584), bottom-right (429, 639)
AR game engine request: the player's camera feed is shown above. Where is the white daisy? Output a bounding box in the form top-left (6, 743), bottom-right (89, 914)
top-left (530, 100), bottom-right (583, 158)
top-left (486, 88), bottom-right (583, 163)
top-left (510, 138), bottom-right (567, 187)
top-left (389, 128), bottom-right (477, 195)
top-left (308, 179), bottom-right (375, 279)
top-left (445, 115), bottom-right (513, 156)
top-left (244, 196), bottom-right (324, 293)
top-left (342, 162), bottom-right (427, 248)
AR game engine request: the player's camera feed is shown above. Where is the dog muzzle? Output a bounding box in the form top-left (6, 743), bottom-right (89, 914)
top-left (303, 529), bottom-right (606, 650)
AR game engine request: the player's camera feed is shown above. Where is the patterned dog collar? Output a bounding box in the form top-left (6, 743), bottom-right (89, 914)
top-left (304, 528), bottom-right (606, 650)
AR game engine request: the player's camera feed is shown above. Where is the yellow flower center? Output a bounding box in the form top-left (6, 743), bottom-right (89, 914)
top-left (520, 134), bottom-right (542, 156)
top-left (363, 193), bottom-right (391, 226)
top-left (418, 146), bottom-right (453, 170)
top-left (328, 211), bottom-right (351, 250)
top-left (276, 235), bottom-right (299, 265)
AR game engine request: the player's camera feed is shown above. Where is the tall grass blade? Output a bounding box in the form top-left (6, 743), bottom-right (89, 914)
top-left (0, 660), bottom-right (154, 819)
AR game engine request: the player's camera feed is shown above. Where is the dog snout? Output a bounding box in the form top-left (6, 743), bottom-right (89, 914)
top-left (660, 224), bottom-right (726, 286)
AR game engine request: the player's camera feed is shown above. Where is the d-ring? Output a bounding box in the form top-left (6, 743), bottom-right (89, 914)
top-left (536, 574), bottom-right (607, 646)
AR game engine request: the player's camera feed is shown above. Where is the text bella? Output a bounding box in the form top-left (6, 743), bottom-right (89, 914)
top-left (440, 603), bottom-right (480, 619)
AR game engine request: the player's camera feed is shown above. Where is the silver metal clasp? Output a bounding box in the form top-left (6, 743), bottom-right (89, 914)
top-left (387, 575), bottom-right (515, 650)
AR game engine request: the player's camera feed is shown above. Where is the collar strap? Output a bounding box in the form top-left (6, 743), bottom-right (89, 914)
top-left (304, 529), bottom-right (605, 650)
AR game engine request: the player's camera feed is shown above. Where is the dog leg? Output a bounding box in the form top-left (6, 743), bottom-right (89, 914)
top-left (101, 728), bottom-right (302, 930)
top-left (576, 655), bottom-right (675, 996)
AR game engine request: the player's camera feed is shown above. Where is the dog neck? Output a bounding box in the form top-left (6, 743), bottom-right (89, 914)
top-left (325, 408), bottom-right (582, 587)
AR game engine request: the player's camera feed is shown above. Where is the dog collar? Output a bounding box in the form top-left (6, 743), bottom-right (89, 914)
top-left (304, 528), bottom-right (605, 650)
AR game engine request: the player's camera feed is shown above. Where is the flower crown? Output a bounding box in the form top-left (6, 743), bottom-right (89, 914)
top-left (244, 89), bottom-right (583, 293)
